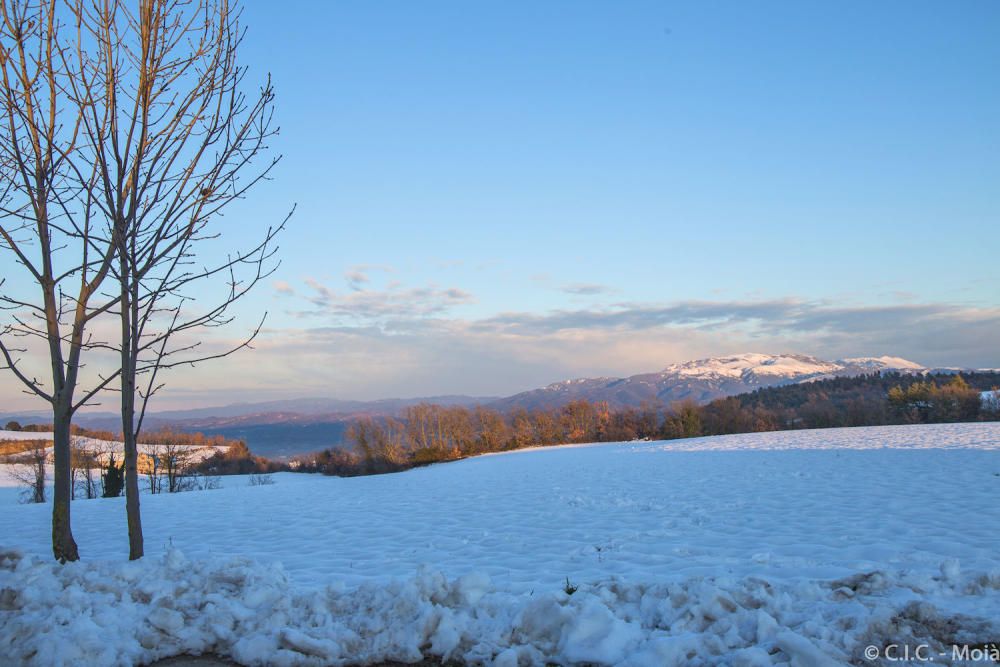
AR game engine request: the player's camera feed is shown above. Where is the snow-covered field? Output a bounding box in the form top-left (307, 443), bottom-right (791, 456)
top-left (2, 423), bottom-right (1000, 666)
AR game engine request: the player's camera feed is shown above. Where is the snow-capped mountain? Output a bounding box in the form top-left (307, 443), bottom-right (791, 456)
top-left (490, 353), bottom-right (927, 411)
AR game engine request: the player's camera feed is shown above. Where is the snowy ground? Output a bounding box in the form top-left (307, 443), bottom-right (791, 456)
top-left (2, 423), bottom-right (1000, 666)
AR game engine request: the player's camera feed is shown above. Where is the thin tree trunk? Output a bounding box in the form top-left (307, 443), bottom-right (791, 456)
top-left (123, 427), bottom-right (143, 559)
top-left (121, 255), bottom-right (144, 560)
top-left (51, 406), bottom-right (79, 563)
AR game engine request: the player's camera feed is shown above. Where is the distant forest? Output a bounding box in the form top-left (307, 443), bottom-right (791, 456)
top-left (302, 372), bottom-right (1000, 476)
top-left (730, 371), bottom-right (1000, 429)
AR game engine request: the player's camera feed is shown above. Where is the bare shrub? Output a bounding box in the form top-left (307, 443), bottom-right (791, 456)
top-left (248, 473), bottom-right (275, 487)
top-left (70, 439), bottom-right (99, 500)
top-left (7, 442), bottom-right (49, 504)
top-left (199, 475), bottom-right (222, 491)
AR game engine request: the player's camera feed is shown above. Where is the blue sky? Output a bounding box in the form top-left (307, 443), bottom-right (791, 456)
top-left (236, 0), bottom-right (998, 304)
top-left (4, 1), bottom-right (1000, 409)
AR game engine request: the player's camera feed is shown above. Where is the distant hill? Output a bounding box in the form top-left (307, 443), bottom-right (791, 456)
top-left (488, 353), bottom-right (928, 411)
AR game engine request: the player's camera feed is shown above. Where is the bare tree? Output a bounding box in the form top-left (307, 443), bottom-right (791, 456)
top-left (70, 438), bottom-right (99, 500)
top-left (143, 448), bottom-right (161, 494)
top-left (405, 404), bottom-right (475, 459)
top-left (445, 406), bottom-right (475, 455)
top-left (7, 439), bottom-right (48, 503)
top-left (509, 408), bottom-right (537, 449)
top-left (64, 0), bottom-right (285, 559)
top-left (159, 441), bottom-right (196, 493)
top-left (474, 406), bottom-right (508, 453)
top-left (0, 1), bottom-right (123, 562)
top-left (350, 417), bottom-right (408, 473)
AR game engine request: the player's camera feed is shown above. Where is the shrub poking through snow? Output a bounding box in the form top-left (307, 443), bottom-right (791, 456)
top-left (5, 441), bottom-right (48, 504)
top-left (248, 473), bottom-right (275, 486)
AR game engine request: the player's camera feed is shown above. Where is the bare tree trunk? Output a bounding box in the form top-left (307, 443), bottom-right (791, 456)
top-left (82, 457), bottom-right (97, 500)
top-left (32, 442), bottom-right (46, 503)
top-left (146, 454), bottom-right (161, 494)
top-left (51, 405), bottom-right (78, 563)
top-left (119, 248), bottom-right (144, 559)
top-left (123, 432), bottom-right (142, 558)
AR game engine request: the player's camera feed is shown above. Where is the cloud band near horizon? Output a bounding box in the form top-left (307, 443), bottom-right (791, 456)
top-left (3, 275), bottom-right (996, 413)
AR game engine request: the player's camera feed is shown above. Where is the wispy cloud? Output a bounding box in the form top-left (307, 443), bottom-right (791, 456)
top-left (273, 280), bottom-right (295, 297)
top-left (560, 283), bottom-right (615, 296)
top-left (295, 275), bottom-right (475, 324)
top-left (468, 299), bottom-right (1000, 341)
top-left (471, 299), bottom-right (800, 335)
top-left (344, 270), bottom-right (370, 291)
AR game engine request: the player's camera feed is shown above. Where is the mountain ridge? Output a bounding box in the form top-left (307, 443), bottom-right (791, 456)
top-left (489, 353), bottom-right (929, 411)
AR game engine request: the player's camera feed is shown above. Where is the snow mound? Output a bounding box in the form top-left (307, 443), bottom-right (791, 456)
top-left (2, 547), bottom-right (998, 667)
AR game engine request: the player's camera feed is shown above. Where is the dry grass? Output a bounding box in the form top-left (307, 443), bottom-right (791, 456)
top-left (0, 439), bottom-right (51, 458)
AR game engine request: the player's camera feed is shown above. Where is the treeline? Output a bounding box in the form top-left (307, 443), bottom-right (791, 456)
top-left (295, 399), bottom-right (761, 476)
top-left (298, 401), bottom-right (652, 476)
top-left (301, 373), bottom-right (1000, 476)
top-left (732, 371), bottom-right (1000, 429)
